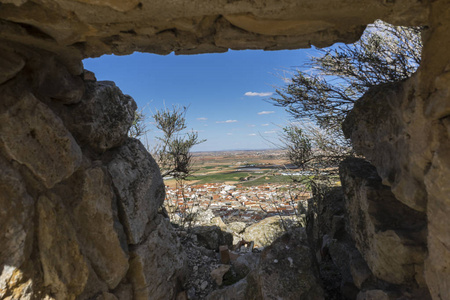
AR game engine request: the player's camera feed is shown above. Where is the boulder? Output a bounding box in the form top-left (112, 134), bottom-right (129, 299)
top-left (128, 215), bottom-right (187, 300)
top-left (66, 80), bottom-right (137, 153)
top-left (339, 158), bottom-right (427, 285)
top-left (191, 225), bottom-right (233, 251)
top-left (107, 138), bottom-right (165, 245)
top-left (0, 156), bottom-right (34, 299)
top-left (343, 79), bottom-right (429, 212)
top-left (31, 56), bottom-right (85, 104)
top-left (70, 167), bottom-right (129, 290)
top-left (0, 83), bottom-right (82, 188)
top-left (37, 194), bottom-right (89, 299)
top-left (243, 215), bottom-right (301, 247)
top-left (208, 228), bottom-right (324, 300)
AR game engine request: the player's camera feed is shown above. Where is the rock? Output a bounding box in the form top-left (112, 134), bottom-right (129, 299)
top-left (32, 56), bottom-right (85, 104)
top-left (243, 215), bottom-right (299, 247)
top-left (356, 290), bottom-right (390, 300)
top-left (0, 83), bottom-right (82, 188)
top-left (423, 131), bottom-right (450, 300)
top-left (211, 265), bottom-right (231, 285)
top-left (208, 228), bottom-right (324, 300)
top-left (227, 221), bottom-right (247, 235)
top-left (0, 49), bottom-right (25, 84)
top-left (71, 167), bottom-right (129, 290)
top-left (190, 225), bottom-right (233, 251)
top-left (339, 158), bottom-right (427, 285)
top-left (66, 81), bottom-right (137, 153)
top-left (253, 227), bottom-right (324, 300)
top-left (0, 156), bottom-right (34, 298)
top-left (107, 138), bottom-right (165, 244)
top-left (37, 194), bottom-right (89, 299)
top-left (96, 291), bottom-right (118, 300)
top-left (342, 79), bottom-right (429, 212)
top-left (128, 215), bottom-right (187, 300)
top-left (233, 252), bottom-right (260, 280)
top-left (0, 0), bottom-right (429, 63)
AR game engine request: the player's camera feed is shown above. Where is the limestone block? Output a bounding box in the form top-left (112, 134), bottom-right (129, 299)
top-left (356, 290), bottom-right (390, 300)
top-left (66, 80), bottom-right (137, 153)
top-left (74, 0), bottom-right (140, 12)
top-left (191, 225), bottom-right (233, 251)
top-left (340, 158), bottom-right (427, 285)
top-left (254, 227), bottom-right (324, 300)
top-left (243, 215), bottom-right (301, 247)
top-left (37, 194), bottom-right (89, 300)
top-left (0, 156), bottom-right (34, 298)
top-left (0, 50), bottom-right (25, 84)
top-left (0, 86), bottom-right (82, 188)
top-left (343, 79), bottom-right (430, 212)
top-left (128, 215), bottom-right (187, 300)
top-left (72, 167), bottom-right (129, 290)
top-left (424, 137), bottom-right (450, 300)
top-left (107, 138), bottom-right (165, 244)
top-left (33, 56), bottom-right (85, 104)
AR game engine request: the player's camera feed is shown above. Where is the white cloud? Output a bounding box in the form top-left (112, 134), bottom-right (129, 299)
top-left (244, 91), bottom-right (273, 97)
top-left (227, 133), bottom-right (233, 136)
top-left (216, 120), bottom-right (238, 123)
top-left (264, 130), bottom-right (276, 134)
top-left (261, 124), bottom-right (269, 126)
top-left (248, 124), bottom-right (256, 127)
top-left (248, 133), bottom-right (257, 136)
top-left (257, 111), bottom-right (275, 115)
top-left (197, 117), bottom-right (208, 121)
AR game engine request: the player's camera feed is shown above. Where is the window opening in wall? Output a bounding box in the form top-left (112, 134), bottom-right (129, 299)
top-left (82, 20), bottom-right (423, 298)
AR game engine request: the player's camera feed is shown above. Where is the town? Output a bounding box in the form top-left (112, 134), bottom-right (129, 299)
top-left (164, 182), bottom-right (311, 224)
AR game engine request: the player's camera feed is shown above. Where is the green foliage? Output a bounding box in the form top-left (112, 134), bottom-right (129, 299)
top-left (270, 20), bottom-right (422, 130)
top-left (152, 105), bottom-right (205, 180)
top-left (128, 109), bottom-right (148, 138)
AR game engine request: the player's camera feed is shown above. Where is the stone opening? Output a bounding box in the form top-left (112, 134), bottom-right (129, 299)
top-left (1, 0), bottom-right (449, 299)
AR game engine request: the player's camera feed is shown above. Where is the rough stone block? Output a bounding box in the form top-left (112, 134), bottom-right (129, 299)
top-left (107, 138), bottom-right (165, 245)
top-left (0, 85), bottom-right (82, 188)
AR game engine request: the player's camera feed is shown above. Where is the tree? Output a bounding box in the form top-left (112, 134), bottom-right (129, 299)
top-left (152, 105), bottom-right (205, 180)
top-left (269, 20), bottom-right (422, 130)
top-left (128, 105), bottom-right (204, 180)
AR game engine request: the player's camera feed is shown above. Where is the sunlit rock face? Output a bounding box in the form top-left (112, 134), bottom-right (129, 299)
top-left (0, 0), bottom-right (450, 299)
top-left (0, 0), bottom-right (429, 71)
top-left (0, 61), bottom-right (187, 299)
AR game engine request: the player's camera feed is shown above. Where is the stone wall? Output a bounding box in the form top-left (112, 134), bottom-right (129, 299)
top-left (0, 57), bottom-right (187, 299)
top-left (343, 2), bottom-right (450, 296)
top-left (1, 0), bottom-right (450, 299)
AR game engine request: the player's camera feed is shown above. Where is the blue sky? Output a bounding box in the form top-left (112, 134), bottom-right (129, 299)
top-left (83, 49), bottom-right (316, 151)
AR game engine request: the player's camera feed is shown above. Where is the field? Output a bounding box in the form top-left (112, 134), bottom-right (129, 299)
top-left (164, 149), bottom-right (303, 187)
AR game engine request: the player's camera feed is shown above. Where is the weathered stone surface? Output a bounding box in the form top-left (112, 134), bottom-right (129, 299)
top-left (0, 156), bottom-right (34, 299)
top-left (356, 290), bottom-right (390, 300)
top-left (37, 194), bottom-right (89, 299)
top-left (243, 215), bottom-right (302, 247)
top-left (191, 225), bottom-right (233, 251)
top-left (209, 228), bottom-right (324, 300)
top-left (0, 0), bottom-right (429, 64)
top-left (66, 80), bottom-right (136, 153)
top-left (254, 227), bottom-right (324, 300)
top-left (128, 215), bottom-right (187, 300)
top-left (107, 138), bottom-right (165, 245)
top-left (0, 49), bottom-right (25, 84)
top-left (0, 84), bottom-right (82, 188)
top-left (340, 158), bottom-right (427, 285)
top-left (343, 78), bottom-right (430, 212)
top-left (71, 167), bottom-right (129, 290)
top-left (32, 56), bottom-right (85, 103)
top-left (423, 124), bottom-right (450, 300)
top-left (210, 265), bottom-right (231, 286)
